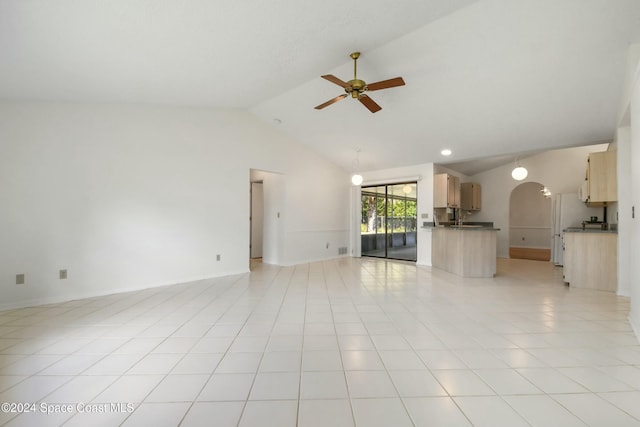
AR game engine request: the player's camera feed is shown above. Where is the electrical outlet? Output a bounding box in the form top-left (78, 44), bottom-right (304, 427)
top-left (216, 254), bottom-right (221, 261)
top-left (59, 269), bottom-right (67, 279)
top-left (16, 274), bottom-right (24, 285)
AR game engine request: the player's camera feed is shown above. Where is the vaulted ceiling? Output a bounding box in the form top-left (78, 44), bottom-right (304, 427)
top-left (2, 0), bottom-right (639, 174)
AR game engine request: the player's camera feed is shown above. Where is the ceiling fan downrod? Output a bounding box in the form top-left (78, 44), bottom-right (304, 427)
top-left (348, 52), bottom-right (365, 98)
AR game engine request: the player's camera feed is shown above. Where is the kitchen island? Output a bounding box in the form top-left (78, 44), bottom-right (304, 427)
top-left (563, 228), bottom-right (617, 292)
top-left (431, 226), bottom-right (498, 278)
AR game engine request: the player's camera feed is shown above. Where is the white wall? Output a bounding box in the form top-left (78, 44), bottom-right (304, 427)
top-left (470, 144), bottom-right (609, 258)
top-left (627, 58), bottom-right (640, 336)
top-left (616, 127), bottom-right (632, 297)
top-left (358, 163), bottom-right (434, 266)
top-left (0, 102), bottom-right (350, 310)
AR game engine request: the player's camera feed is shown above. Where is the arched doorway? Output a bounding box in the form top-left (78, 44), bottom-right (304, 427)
top-left (509, 182), bottom-right (552, 261)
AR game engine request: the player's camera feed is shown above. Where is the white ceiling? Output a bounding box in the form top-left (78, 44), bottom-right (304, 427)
top-left (2, 0), bottom-right (639, 174)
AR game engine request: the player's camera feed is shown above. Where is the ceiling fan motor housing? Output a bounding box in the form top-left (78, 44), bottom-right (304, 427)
top-left (347, 79), bottom-right (367, 97)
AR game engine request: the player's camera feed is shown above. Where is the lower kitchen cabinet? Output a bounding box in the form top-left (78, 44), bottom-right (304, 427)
top-left (432, 227), bottom-right (497, 277)
top-left (563, 231), bottom-right (617, 292)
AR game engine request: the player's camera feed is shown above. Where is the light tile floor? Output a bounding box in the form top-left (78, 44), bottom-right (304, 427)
top-left (0, 257), bottom-right (639, 426)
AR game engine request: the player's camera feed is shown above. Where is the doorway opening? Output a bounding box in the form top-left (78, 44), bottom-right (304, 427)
top-left (509, 182), bottom-right (552, 261)
top-left (250, 169), bottom-right (284, 270)
top-left (250, 181), bottom-right (264, 261)
top-left (361, 182), bottom-right (417, 261)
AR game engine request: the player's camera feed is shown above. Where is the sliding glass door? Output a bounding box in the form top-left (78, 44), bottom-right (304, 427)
top-left (361, 182), bottom-right (417, 261)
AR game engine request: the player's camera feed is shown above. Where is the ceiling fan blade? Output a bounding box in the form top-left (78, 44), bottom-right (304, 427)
top-left (366, 77), bottom-right (405, 92)
top-left (358, 94), bottom-right (382, 113)
top-left (321, 74), bottom-right (351, 89)
top-left (314, 93), bottom-right (348, 110)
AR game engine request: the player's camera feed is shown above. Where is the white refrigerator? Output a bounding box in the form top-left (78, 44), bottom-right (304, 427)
top-left (552, 193), bottom-right (601, 265)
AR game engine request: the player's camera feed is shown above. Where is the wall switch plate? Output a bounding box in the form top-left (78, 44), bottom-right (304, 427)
top-left (16, 274), bottom-right (24, 285)
top-left (421, 213), bottom-right (429, 219)
top-left (216, 254), bottom-right (221, 261)
top-left (59, 269), bottom-right (67, 279)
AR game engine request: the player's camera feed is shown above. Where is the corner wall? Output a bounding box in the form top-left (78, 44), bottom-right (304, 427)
top-left (627, 59), bottom-right (640, 337)
top-left (0, 102), bottom-right (350, 310)
top-left (616, 127), bottom-right (632, 297)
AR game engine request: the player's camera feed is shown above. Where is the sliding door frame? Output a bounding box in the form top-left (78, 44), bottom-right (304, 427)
top-left (360, 181), bottom-right (417, 262)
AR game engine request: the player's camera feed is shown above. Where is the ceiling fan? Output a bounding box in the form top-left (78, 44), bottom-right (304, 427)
top-left (314, 51), bottom-right (405, 113)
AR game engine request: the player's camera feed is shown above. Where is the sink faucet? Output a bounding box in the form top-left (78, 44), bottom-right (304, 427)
top-left (458, 212), bottom-right (465, 226)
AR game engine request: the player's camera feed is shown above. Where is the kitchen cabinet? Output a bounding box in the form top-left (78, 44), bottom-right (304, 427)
top-left (432, 227), bottom-right (497, 277)
top-left (585, 150), bottom-right (617, 205)
top-left (434, 173), bottom-right (460, 208)
top-left (563, 230), bottom-right (617, 292)
top-left (460, 182), bottom-right (481, 211)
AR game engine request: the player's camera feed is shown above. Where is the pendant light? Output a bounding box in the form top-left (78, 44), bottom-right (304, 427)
top-left (511, 158), bottom-right (528, 181)
top-left (511, 167), bottom-right (528, 181)
top-left (351, 149), bottom-right (363, 186)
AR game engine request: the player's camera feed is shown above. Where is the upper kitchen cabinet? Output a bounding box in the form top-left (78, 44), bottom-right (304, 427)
top-left (461, 182), bottom-right (481, 211)
top-left (585, 151), bottom-right (617, 205)
top-left (434, 173), bottom-right (460, 208)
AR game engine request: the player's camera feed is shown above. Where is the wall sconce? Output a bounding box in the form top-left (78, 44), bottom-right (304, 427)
top-left (541, 186), bottom-right (551, 198)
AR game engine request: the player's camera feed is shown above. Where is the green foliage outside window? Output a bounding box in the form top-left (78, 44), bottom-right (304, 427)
top-left (361, 192), bottom-right (417, 234)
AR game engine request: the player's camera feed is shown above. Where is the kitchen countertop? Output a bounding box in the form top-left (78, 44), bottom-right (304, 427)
top-left (423, 221), bottom-right (498, 230)
top-left (564, 227), bottom-right (617, 234)
top-left (442, 226), bottom-right (501, 231)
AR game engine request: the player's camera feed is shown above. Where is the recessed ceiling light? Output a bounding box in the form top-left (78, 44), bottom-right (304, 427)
top-left (440, 149), bottom-right (452, 156)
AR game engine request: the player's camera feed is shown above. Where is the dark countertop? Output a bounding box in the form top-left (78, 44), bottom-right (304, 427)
top-left (426, 222), bottom-right (500, 231)
top-left (438, 226), bottom-right (501, 231)
top-left (564, 227), bottom-right (617, 234)
top-left (423, 221), bottom-right (497, 230)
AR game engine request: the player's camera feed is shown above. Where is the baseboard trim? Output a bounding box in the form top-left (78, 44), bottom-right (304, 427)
top-left (0, 270), bottom-right (250, 312)
top-left (278, 254), bottom-right (350, 267)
